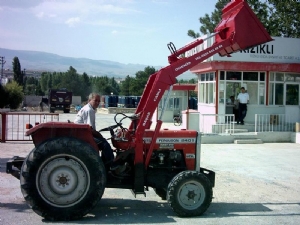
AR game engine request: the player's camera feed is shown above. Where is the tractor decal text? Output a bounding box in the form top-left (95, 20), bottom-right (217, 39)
top-left (186, 154), bottom-right (195, 159)
top-left (175, 62), bottom-right (191, 71)
top-left (195, 44), bottom-right (223, 61)
top-left (154, 89), bottom-right (161, 102)
top-left (159, 143), bottom-right (174, 149)
top-left (143, 137), bottom-right (196, 143)
top-left (142, 112), bottom-right (151, 126)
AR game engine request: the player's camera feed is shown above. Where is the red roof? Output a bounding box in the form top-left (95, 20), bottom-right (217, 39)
top-left (190, 61), bottom-right (300, 73)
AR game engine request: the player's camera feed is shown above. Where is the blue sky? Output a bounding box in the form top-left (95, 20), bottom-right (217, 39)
top-left (0, 0), bottom-right (218, 67)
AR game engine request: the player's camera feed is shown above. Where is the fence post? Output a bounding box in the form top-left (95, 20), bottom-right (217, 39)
top-left (1, 112), bottom-right (7, 143)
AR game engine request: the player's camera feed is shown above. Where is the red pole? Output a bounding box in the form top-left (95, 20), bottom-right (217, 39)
top-left (1, 113), bottom-right (7, 143)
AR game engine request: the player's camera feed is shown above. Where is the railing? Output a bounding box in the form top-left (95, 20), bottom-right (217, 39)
top-left (200, 114), bottom-right (235, 135)
top-left (255, 114), bottom-right (294, 132)
top-left (0, 112), bottom-right (59, 142)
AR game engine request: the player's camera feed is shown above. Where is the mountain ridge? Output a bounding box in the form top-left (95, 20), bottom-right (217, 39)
top-left (0, 47), bottom-right (195, 79)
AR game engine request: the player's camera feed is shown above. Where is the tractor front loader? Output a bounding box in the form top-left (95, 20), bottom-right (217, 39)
top-left (6, 0), bottom-right (272, 221)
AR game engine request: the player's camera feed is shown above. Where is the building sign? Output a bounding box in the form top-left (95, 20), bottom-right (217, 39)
top-left (185, 35), bottom-right (300, 64)
top-left (213, 37), bottom-right (300, 63)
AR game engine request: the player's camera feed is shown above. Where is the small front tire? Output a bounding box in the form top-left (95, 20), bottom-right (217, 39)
top-left (167, 171), bottom-right (213, 217)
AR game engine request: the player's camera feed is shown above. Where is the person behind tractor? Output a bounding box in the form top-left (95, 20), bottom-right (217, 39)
top-left (74, 93), bottom-right (126, 174)
top-left (39, 99), bottom-right (43, 112)
top-left (237, 87), bottom-right (249, 125)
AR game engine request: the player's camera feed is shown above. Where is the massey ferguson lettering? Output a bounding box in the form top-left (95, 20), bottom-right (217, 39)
top-left (240, 44), bottom-right (274, 54)
top-left (142, 137), bottom-right (196, 143)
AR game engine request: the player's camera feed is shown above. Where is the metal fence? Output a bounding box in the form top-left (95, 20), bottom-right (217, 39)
top-left (200, 113), bottom-right (295, 135)
top-left (255, 114), bottom-right (294, 132)
top-left (200, 114), bottom-right (235, 135)
top-left (0, 112), bottom-right (59, 142)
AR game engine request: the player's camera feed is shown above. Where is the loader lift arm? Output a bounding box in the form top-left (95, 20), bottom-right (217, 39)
top-left (128, 0), bottom-right (272, 193)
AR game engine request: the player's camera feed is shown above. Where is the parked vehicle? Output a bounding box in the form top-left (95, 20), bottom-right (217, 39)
top-left (48, 88), bottom-right (72, 113)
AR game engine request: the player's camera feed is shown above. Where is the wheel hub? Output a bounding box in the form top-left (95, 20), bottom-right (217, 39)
top-left (178, 181), bottom-right (205, 210)
top-left (57, 174), bottom-right (69, 186)
top-left (187, 190), bottom-right (196, 200)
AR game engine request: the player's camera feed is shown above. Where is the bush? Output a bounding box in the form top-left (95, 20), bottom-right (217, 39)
top-left (4, 81), bottom-right (24, 109)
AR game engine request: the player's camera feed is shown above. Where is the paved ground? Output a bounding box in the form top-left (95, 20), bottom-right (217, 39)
top-left (0, 113), bottom-right (300, 225)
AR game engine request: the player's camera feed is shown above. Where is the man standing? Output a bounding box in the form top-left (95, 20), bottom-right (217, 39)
top-left (39, 99), bottom-right (43, 112)
top-left (74, 93), bottom-right (125, 173)
top-left (237, 87), bottom-right (249, 125)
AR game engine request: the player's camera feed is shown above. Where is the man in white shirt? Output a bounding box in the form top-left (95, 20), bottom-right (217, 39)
top-left (74, 93), bottom-right (125, 173)
top-left (237, 87), bottom-right (249, 125)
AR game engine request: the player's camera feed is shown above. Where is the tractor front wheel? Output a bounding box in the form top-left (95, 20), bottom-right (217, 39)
top-left (20, 137), bottom-right (106, 221)
top-left (167, 171), bottom-right (213, 217)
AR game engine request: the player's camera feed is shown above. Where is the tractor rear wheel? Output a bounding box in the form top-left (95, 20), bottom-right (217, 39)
top-left (167, 171), bottom-right (212, 217)
top-left (20, 137), bottom-right (106, 221)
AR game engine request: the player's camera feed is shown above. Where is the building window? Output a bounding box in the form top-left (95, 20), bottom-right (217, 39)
top-left (227, 71), bottom-right (241, 80)
top-left (269, 72), bottom-right (300, 106)
top-left (243, 72), bottom-right (258, 81)
top-left (243, 82), bottom-right (258, 104)
top-left (220, 71), bottom-right (265, 105)
top-left (286, 84), bottom-right (299, 105)
top-left (275, 83), bottom-right (284, 105)
top-left (198, 72), bottom-right (215, 104)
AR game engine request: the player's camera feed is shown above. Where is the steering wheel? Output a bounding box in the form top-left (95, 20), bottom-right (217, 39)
top-left (99, 123), bottom-right (122, 136)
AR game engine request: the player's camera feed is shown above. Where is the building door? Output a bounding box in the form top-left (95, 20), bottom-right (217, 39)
top-left (285, 83), bottom-right (300, 123)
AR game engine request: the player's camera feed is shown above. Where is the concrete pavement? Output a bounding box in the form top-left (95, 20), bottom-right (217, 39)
top-left (0, 112), bottom-right (300, 224)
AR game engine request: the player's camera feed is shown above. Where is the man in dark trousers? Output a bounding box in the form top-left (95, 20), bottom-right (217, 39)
top-left (237, 87), bottom-right (249, 125)
top-left (74, 93), bottom-right (126, 174)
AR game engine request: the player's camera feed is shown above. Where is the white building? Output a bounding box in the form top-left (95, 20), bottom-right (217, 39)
top-left (189, 37), bottom-right (300, 127)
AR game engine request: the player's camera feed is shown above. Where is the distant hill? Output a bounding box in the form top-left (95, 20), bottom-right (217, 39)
top-left (0, 48), bottom-right (195, 79)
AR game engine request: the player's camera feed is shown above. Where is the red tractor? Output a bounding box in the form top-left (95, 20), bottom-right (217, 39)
top-left (6, 0), bottom-right (272, 221)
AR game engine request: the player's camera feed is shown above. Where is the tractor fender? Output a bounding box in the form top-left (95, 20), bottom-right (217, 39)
top-left (26, 122), bottom-right (98, 151)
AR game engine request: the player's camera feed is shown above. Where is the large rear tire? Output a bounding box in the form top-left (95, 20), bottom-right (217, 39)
top-left (167, 171), bottom-right (213, 217)
top-left (20, 137), bottom-right (106, 221)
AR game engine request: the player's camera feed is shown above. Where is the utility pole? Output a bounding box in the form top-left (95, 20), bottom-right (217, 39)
top-left (0, 56), bottom-right (6, 85)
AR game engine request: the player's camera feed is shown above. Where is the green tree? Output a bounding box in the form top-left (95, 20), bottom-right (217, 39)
top-left (130, 66), bottom-right (157, 96)
top-left (61, 66), bottom-right (79, 91)
top-left (23, 76), bottom-right (44, 96)
top-left (12, 57), bottom-right (23, 86)
top-left (109, 77), bottom-right (120, 96)
top-left (4, 80), bottom-right (24, 109)
top-left (267, 0), bottom-right (300, 37)
top-left (120, 75), bottom-right (134, 96)
top-left (39, 72), bottom-right (49, 93)
top-left (81, 72), bottom-right (91, 100)
top-left (47, 74), bottom-right (53, 90)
